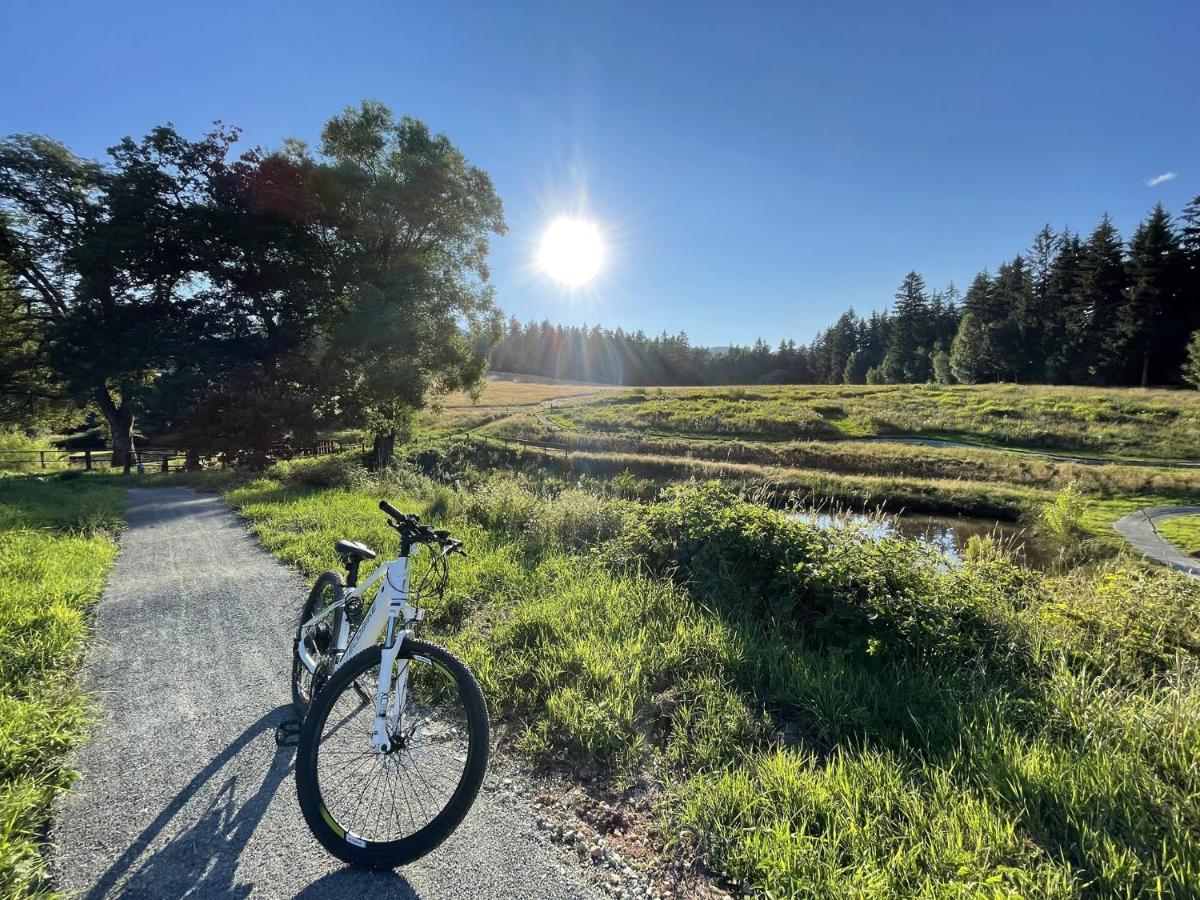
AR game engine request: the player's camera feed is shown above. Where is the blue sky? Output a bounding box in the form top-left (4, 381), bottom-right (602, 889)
top-left (2, 0), bottom-right (1197, 347)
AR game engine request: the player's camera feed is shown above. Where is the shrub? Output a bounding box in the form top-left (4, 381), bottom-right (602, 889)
top-left (1037, 480), bottom-right (1096, 564)
top-left (616, 481), bottom-right (1031, 674)
top-left (271, 454), bottom-right (368, 490)
top-left (1184, 329), bottom-right (1200, 389)
top-left (0, 432), bottom-right (43, 473)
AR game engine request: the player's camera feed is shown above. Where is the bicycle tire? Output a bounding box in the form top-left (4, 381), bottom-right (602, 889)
top-left (295, 640), bottom-right (490, 868)
top-left (292, 570), bottom-right (345, 717)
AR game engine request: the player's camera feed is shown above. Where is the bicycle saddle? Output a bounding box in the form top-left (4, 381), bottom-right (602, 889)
top-left (334, 540), bottom-right (377, 561)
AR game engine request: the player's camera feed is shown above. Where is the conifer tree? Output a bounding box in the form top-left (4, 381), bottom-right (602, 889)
top-left (949, 271), bottom-right (1002, 382)
top-left (1120, 204), bottom-right (1183, 385)
top-left (1184, 330), bottom-right (1200, 389)
top-left (882, 271), bottom-right (931, 382)
top-left (1079, 214), bottom-right (1129, 383)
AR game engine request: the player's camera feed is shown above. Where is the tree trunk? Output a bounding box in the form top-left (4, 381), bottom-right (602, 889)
top-left (1141, 334), bottom-right (1152, 387)
top-left (372, 431), bottom-right (396, 471)
top-left (94, 390), bottom-right (135, 471)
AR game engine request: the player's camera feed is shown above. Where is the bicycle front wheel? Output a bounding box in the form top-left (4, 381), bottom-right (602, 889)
top-left (295, 640), bottom-right (490, 868)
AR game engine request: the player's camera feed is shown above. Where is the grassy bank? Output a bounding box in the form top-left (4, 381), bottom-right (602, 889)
top-left (0, 476), bottom-right (123, 897)
top-left (226, 458), bottom-right (1200, 897)
top-left (541, 383), bottom-right (1200, 460)
top-left (1159, 515), bottom-right (1200, 558)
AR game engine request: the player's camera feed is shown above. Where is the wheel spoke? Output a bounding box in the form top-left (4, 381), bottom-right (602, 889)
top-left (310, 650), bottom-right (479, 845)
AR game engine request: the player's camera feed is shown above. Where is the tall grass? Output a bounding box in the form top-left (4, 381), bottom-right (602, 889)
top-left (555, 383), bottom-right (1200, 459)
top-left (1158, 515), bottom-right (1200, 557)
top-left (227, 466), bottom-right (1200, 897)
top-left (0, 476), bottom-right (123, 897)
top-left (0, 433), bottom-right (58, 475)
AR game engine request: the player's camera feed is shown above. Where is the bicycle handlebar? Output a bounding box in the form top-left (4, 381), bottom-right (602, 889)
top-left (379, 499), bottom-right (405, 521)
top-left (379, 499), bottom-right (465, 554)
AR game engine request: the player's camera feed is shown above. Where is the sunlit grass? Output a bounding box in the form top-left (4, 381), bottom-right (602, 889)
top-left (0, 476), bottom-right (123, 897)
top-left (552, 383), bottom-right (1200, 460)
top-left (1159, 515), bottom-right (1200, 558)
top-left (227, 464), bottom-right (1200, 897)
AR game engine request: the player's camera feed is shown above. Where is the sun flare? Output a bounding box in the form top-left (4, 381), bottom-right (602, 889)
top-left (536, 217), bottom-right (605, 287)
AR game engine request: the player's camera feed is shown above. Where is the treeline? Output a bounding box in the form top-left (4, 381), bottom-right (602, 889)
top-left (495, 200), bottom-right (1200, 388)
top-left (0, 101), bottom-right (505, 467)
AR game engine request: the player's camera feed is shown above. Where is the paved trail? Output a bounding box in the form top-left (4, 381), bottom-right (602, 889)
top-left (52, 487), bottom-right (600, 899)
top-left (1113, 505), bottom-right (1200, 581)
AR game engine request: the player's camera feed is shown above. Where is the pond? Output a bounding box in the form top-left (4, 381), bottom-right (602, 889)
top-left (788, 510), bottom-right (1050, 569)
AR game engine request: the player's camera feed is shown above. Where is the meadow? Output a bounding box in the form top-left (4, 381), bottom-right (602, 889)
top-left (225, 454), bottom-right (1200, 897)
top-left (0, 476), bottom-right (123, 896)
top-left (437, 379), bottom-right (1200, 547)
top-left (527, 383), bottom-right (1200, 460)
top-left (7, 378), bottom-right (1198, 897)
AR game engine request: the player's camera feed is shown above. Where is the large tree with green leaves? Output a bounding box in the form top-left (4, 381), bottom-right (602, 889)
top-left (304, 101), bottom-right (507, 467)
top-left (0, 126), bottom-right (239, 466)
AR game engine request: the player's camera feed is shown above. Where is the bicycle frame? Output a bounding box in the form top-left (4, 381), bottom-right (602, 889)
top-left (297, 547), bottom-right (427, 752)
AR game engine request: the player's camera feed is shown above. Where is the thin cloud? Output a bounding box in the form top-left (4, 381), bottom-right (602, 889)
top-left (1146, 171), bottom-right (1178, 187)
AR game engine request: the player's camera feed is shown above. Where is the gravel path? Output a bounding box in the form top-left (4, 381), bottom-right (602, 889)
top-left (52, 487), bottom-right (602, 899)
top-left (1113, 505), bottom-right (1200, 580)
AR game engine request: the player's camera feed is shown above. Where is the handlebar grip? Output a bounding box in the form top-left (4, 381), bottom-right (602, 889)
top-left (379, 499), bottom-right (404, 520)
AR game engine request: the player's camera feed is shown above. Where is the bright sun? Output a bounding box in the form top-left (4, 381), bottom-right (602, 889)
top-left (537, 217), bottom-right (605, 287)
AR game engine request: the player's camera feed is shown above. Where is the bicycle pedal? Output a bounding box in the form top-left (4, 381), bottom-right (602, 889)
top-left (274, 718), bottom-right (302, 747)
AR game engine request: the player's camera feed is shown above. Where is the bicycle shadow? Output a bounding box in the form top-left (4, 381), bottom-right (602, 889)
top-left (81, 705), bottom-right (418, 899)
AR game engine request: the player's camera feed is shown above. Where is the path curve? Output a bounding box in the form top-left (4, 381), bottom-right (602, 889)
top-left (52, 487), bottom-right (603, 899)
top-left (1113, 505), bottom-right (1200, 580)
top-left (843, 437), bottom-right (1200, 469)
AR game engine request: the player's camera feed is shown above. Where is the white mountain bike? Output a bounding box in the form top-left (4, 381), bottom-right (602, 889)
top-left (289, 500), bottom-right (489, 868)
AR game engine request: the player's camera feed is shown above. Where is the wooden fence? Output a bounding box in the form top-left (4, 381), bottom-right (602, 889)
top-left (0, 439), bottom-right (354, 472)
top-left (1, 434), bottom-right (570, 473)
top-left (462, 433), bottom-right (570, 456)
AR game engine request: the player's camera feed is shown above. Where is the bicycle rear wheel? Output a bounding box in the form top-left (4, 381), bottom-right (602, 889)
top-left (292, 571), bottom-right (344, 717)
top-left (295, 640), bottom-right (490, 868)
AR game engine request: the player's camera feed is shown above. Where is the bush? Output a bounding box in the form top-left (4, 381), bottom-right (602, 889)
top-left (271, 454), bottom-right (368, 490)
top-left (1184, 329), bottom-right (1200, 389)
top-left (1037, 481), bottom-right (1096, 564)
top-left (0, 432), bottom-right (43, 473)
top-left (615, 481), bottom-right (1031, 673)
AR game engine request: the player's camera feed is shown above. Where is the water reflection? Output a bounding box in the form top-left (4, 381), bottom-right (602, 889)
top-left (789, 511), bottom-right (1047, 569)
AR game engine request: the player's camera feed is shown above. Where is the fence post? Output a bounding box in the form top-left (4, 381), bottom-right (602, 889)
top-left (40, 450), bottom-right (45, 469)
top-left (161, 455), bottom-right (169, 473)
top-left (84, 450), bottom-right (92, 471)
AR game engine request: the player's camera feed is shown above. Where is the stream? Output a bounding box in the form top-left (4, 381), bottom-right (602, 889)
top-left (789, 510), bottom-right (1049, 569)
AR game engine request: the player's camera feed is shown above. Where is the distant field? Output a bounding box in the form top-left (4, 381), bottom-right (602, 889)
top-left (424, 379), bottom-right (1200, 541)
top-left (441, 372), bottom-right (616, 408)
top-left (550, 383), bottom-right (1200, 460)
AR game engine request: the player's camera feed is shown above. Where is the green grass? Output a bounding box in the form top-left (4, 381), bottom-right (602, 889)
top-left (465, 385), bottom-right (1200, 545)
top-left (0, 476), bottom-right (123, 897)
top-left (552, 384), bottom-right (1200, 460)
top-left (1159, 515), bottom-right (1200, 558)
top-left (225, 460), bottom-right (1200, 898)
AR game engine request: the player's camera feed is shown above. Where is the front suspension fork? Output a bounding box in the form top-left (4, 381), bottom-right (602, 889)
top-left (372, 614), bottom-right (411, 752)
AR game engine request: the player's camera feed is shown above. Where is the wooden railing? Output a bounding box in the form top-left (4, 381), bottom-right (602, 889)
top-left (462, 433), bottom-right (570, 456)
top-left (0, 439), bottom-right (354, 472)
